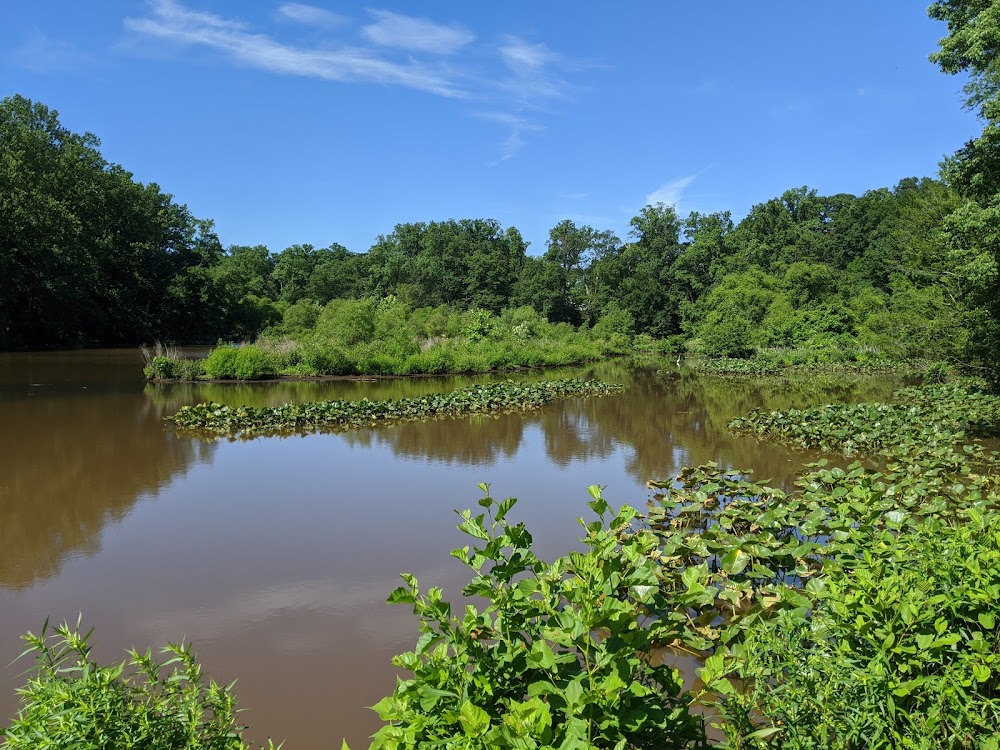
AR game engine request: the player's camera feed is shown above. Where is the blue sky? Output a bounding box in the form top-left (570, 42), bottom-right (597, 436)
top-left (2, 1), bottom-right (979, 255)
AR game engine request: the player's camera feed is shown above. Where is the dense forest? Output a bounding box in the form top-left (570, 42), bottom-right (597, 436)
top-left (2, 2), bottom-right (998, 380)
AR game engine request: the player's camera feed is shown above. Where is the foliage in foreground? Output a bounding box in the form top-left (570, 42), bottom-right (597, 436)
top-left (167, 379), bottom-right (625, 438)
top-left (361, 486), bottom-right (708, 750)
top-left (356, 374), bottom-right (1000, 749)
top-left (356, 448), bottom-right (1000, 749)
top-left (1, 618), bottom-right (278, 750)
top-left (710, 508), bottom-right (1000, 749)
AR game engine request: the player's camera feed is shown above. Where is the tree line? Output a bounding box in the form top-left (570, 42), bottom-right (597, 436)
top-left (2, 48), bottom-right (998, 377)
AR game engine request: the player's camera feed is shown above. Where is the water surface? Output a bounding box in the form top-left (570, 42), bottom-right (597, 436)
top-left (0, 350), bottom-right (904, 747)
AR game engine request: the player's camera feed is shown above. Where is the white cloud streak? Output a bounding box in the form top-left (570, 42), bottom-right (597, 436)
top-left (276, 3), bottom-right (349, 28)
top-left (122, 2), bottom-right (596, 160)
top-left (645, 173), bottom-right (701, 208)
top-left (499, 35), bottom-right (557, 74)
top-left (474, 111), bottom-right (544, 162)
top-left (361, 10), bottom-right (474, 55)
top-left (497, 34), bottom-right (570, 103)
top-left (124, 0), bottom-right (464, 97)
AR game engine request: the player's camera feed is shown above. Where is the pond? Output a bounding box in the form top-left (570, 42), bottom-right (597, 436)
top-left (0, 350), bottom-right (905, 748)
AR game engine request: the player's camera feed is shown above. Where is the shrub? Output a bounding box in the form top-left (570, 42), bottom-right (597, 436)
top-left (204, 345), bottom-right (277, 380)
top-left (715, 509), bottom-right (1000, 748)
top-left (462, 308), bottom-right (500, 342)
top-left (402, 347), bottom-right (455, 374)
top-left (592, 301), bottom-right (636, 342)
top-left (354, 486), bottom-right (707, 750)
top-left (144, 355), bottom-right (177, 380)
top-left (316, 298), bottom-right (379, 345)
top-left (281, 299), bottom-right (322, 335)
top-left (924, 359), bottom-right (953, 384)
top-left (701, 314), bottom-right (755, 358)
top-left (2, 618), bottom-right (278, 749)
top-left (143, 355), bottom-right (205, 381)
top-left (299, 344), bottom-right (353, 376)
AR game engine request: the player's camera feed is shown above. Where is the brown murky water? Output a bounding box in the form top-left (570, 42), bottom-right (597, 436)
top-left (0, 350), bottom-right (906, 748)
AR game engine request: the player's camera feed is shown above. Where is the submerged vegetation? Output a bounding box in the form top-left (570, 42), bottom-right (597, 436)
top-left (167, 379), bottom-right (625, 438)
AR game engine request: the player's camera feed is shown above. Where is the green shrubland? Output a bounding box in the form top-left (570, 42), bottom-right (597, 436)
top-left (146, 301), bottom-right (625, 381)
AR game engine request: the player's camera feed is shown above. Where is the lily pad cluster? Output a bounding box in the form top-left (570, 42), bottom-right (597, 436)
top-left (167, 379), bottom-right (625, 438)
top-left (630, 457), bottom-right (1000, 654)
top-left (689, 356), bottom-right (905, 378)
top-left (729, 382), bottom-right (1000, 461)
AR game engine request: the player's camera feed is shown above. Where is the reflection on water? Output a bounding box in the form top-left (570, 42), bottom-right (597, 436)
top-left (0, 351), bottom-right (907, 748)
top-left (0, 352), bottom-right (217, 589)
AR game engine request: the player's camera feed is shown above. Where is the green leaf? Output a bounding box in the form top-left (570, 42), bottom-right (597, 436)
top-left (495, 496), bottom-right (517, 522)
top-left (417, 686), bottom-right (456, 712)
top-left (386, 587), bottom-right (415, 605)
top-left (720, 550), bottom-right (750, 575)
top-left (587, 484), bottom-right (609, 517)
top-left (457, 516), bottom-right (490, 541)
top-left (458, 700), bottom-right (490, 737)
top-left (564, 677), bottom-right (585, 709)
top-left (527, 641), bottom-right (557, 670)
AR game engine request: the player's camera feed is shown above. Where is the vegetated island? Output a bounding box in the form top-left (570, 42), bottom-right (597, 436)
top-left (167, 379), bottom-right (625, 439)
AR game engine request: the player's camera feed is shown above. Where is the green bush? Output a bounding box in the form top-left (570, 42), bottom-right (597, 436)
top-left (299, 344), bottom-right (353, 376)
top-left (592, 301), bottom-right (636, 343)
top-left (281, 299), bottom-right (322, 335)
top-left (143, 356), bottom-right (205, 381)
top-left (316, 298), bottom-right (378, 345)
top-left (718, 510), bottom-right (1000, 748)
top-left (2, 618), bottom-right (278, 749)
top-left (462, 308), bottom-right (500, 342)
top-left (924, 359), bottom-right (953, 384)
top-left (701, 313), bottom-right (756, 358)
top-left (402, 347), bottom-right (456, 374)
top-left (204, 345), bottom-right (277, 380)
top-left (144, 355), bottom-right (178, 380)
top-left (353, 486), bottom-right (707, 750)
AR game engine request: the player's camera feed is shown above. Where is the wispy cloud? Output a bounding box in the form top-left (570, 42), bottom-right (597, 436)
top-left (474, 111), bottom-right (544, 162)
top-left (124, 0), bottom-right (464, 97)
top-left (479, 34), bottom-right (597, 161)
top-left (499, 36), bottom-right (558, 75)
top-left (645, 172), bottom-right (702, 209)
top-left (122, 2), bottom-right (595, 160)
top-left (10, 33), bottom-right (97, 73)
top-left (361, 10), bottom-right (474, 55)
top-left (498, 34), bottom-right (573, 103)
top-left (276, 3), bottom-right (349, 28)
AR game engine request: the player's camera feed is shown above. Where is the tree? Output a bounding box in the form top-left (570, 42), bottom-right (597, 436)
top-left (0, 94), bottom-right (216, 348)
top-left (366, 219), bottom-right (527, 312)
top-left (542, 219), bottom-right (620, 324)
top-left (928, 0), bottom-right (1000, 379)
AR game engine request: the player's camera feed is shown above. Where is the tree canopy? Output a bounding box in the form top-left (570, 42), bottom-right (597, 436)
top-left (3, 68), bottom-right (998, 378)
